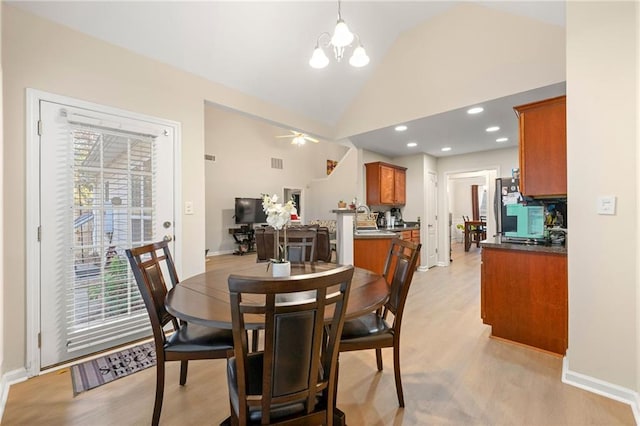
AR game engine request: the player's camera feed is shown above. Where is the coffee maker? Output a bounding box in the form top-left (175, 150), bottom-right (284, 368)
top-left (390, 207), bottom-right (403, 226)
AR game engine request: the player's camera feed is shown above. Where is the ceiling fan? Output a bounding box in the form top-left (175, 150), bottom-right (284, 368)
top-left (276, 130), bottom-right (319, 145)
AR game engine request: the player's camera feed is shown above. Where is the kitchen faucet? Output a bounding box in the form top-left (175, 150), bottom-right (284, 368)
top-left (356, 204), bottom-right (371, 215)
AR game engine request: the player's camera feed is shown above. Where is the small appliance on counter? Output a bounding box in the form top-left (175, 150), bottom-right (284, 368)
top-left (384, 211), bottom-right (392, 228)
top-left (390, 207), bottom-right (403, 226)
top-left (504, 204), bottom-right (545, 240)
top-left (547, 228), bottom-right (567, 245)
top-left (375, 211), bottom-right (386, 228)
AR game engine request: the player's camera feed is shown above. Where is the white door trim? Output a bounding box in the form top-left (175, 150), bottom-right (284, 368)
top-left (25, 89), bottom-right (182, 375)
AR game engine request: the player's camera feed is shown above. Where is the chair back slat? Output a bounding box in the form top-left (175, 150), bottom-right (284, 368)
top-left (283, 229), bottom-right (317, 263)
top-left (272, 310), bottom-right (316, 396)
top-left (126, 241), bottom-right (179, 346)
top-left (382, 239), bottom-right (421, 321)
top-left (228, 265), bottom-right (354, 425)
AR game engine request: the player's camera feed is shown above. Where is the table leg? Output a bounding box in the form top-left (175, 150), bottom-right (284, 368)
top-left (464, 225), bottom-right (471, 252)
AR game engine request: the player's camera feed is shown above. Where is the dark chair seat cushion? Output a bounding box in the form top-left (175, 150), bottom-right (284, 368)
top-left (227, 352), bottom-right (318, 423)
top-left (164, 323), bottom-right (234, 353)
top-left (340, 313), bottom-right (394, 346)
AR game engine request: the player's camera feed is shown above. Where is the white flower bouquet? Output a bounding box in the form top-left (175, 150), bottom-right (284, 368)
top-left (262, 194), bottom-right (297, 263)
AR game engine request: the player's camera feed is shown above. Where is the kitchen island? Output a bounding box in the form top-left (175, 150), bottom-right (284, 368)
top-left (353, 230), bottom-right (398, 275)
top-left (480, 237), bottom-right (567, 355)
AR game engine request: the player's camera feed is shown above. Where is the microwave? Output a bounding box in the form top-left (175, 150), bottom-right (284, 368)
top-left (504, 204), bottom-right (545, 239)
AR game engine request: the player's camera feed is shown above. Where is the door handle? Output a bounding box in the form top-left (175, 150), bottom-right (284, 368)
top-left (163, 235), bottom-right (173, 242)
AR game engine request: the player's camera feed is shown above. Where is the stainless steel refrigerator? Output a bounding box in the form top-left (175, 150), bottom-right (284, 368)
top-left (494, 177), bottom-right (521, 236)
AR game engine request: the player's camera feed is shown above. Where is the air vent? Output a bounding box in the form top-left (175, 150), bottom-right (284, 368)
top-left (204, 154), bottom-right (215, 162)
top-left (271, 158), bottom-right (283, 169)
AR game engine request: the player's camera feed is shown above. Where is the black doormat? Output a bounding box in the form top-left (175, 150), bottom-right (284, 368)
top-left (70, 342), bottom-right (156, 396)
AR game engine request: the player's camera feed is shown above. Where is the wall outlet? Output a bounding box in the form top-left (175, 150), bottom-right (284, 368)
top-left (184, 201), bottom-right (194, 215)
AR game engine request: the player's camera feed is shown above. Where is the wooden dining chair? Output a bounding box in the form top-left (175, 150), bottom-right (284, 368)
top-left (338, 238), bottom-right (421, 407)
top-left (463, 215), bottom-right (485, 249)
top-left (224, 265), bottom-right (354, 425)
top-left (126, 241), bottom-right (234, 426)
top-left (283, 229), bottom-right (317, 264)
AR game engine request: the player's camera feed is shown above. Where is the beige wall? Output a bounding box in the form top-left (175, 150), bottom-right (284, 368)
top-left (395, 154), bottom-right (428, 225)
top-left (305, 145), bottom-right (360, 222)
top-left (566, 2), bottom-right (638, 391)
top-left (204, 103), bottom-right (348, 254)
top-left (337, 3), bottom-right (566, 139)
top-left (1, 5), bottom-right (331, 372)
top-left (395, 154), bottom-right (430, 268)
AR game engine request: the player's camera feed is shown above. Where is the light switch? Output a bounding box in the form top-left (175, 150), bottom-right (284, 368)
top-left (184, 201), bottom-right (194, 215)
top-left (597, 196), bottom-right (616, 215)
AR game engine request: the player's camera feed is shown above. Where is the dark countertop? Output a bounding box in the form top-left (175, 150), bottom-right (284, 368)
top-left (353, 230), bottom-right (399, 240)
top-left (481, 236), bottom-right (567, 255)
top-left (386, 225), bottom-right (421, 232)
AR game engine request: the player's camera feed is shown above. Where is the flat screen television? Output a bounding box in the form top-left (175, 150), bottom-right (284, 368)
top-left (234, 197), bottom-right (267, 225)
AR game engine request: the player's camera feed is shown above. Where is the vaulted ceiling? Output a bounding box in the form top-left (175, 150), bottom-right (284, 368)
top-left (10, 1), bottom-right (566, 157)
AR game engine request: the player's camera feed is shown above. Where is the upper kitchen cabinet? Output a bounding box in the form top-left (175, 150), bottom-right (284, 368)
top-left (365, 162), bottom-right (407, 205)
top-left (514, 96), bottom-right (567, 197)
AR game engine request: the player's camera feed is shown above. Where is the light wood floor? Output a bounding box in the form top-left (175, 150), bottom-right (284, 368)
top-left (3, 244), bottom-right (635, 425)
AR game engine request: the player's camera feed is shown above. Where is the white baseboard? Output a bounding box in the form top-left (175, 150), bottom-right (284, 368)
top-left (417, 265), bottom-right (429, 272)
top-left (208, 249), bottom-right (236, 257)
top-left (562, 357), bottom-right (640, 424)
top-left (0, 368), bottom-right (29, 421)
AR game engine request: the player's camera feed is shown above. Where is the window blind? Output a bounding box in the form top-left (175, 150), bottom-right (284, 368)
top-left (64, 124), bottom-right (155, 352)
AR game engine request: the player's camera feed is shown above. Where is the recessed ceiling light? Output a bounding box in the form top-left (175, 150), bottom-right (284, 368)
top-left (496, 137), bottom-right (509, 142)
top-left (441, 147), bottom-right (452, 152)
top-left (486, 126), bottom-right (500, 132)
top-left (467, 107), bottom-right (484, 114)
top-left (395, 125), bottom-right (407, 132)
top-left (407, 142), bottom-right (417, 147)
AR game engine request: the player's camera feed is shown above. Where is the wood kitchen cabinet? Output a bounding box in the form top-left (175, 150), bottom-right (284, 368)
top-left (514, 96), bottom-right (566, 197)
top-left (401, 229), bottom-right (421, 266)
top-left (400, 229), bottom-right (420, 245)
top-left (481, 246), bottom-right (567, 355)
top-left (365, 162), bottom-right (407, 205)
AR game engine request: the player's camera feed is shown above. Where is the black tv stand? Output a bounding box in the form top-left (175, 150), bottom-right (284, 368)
top-left (229, 225), bottom-right (256, 255)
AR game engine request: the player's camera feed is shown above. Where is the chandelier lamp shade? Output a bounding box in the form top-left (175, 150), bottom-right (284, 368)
top-left (309, 1), bottom-right (370, 69)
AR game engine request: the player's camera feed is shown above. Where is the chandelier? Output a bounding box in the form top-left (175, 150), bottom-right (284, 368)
top-left (309, 0), bottom-right (370, 69)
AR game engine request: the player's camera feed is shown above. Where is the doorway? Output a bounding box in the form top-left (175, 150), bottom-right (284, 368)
top-left (27, 90), bottom-right (180, 372)
top-left (283, 187), bottom-right (303, 220)
top-left (445, 169), bottom-right (497, 258)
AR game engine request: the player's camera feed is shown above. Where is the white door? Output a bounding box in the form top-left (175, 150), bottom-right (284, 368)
top-left (38, 100), bottom-right (175, 368)
top-left (427, 172), bottom-right (438, 268)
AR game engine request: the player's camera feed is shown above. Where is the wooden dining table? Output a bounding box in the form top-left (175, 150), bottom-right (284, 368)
top-left (464, 220), bottom-right (487, 252)
top-left (165, 261), bottom-right (390, 330)
top-left (165, 261), bottom-right (389, 426)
